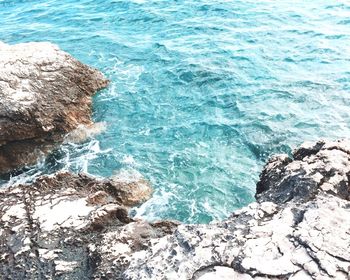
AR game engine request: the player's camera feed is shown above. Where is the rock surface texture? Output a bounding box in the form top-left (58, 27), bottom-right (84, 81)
top-left (0, 41), bottom-right (109, 174)
top-left (0, 140), bottom-right (349, 279)
top-left (0, 172), bottom-right (170, 279)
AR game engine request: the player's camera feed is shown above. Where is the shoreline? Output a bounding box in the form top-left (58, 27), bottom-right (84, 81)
top-left (0, 42), bottom-right (349, 279)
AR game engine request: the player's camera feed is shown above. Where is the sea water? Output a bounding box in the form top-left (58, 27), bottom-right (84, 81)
top-left (1, 0), bottom-right (350, 223)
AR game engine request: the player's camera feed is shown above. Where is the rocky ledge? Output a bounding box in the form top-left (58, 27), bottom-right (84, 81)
top-left (0, 41), bottom-right (109, 174)
top-left (0, 139), bottom-right (349, 279)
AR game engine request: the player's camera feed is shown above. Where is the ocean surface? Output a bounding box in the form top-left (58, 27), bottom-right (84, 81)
top-left (1, 0), bottom-right (350, 223)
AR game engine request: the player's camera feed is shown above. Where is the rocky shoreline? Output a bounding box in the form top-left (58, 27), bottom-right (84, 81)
top-left (0, 42), bottom-right (349, 279)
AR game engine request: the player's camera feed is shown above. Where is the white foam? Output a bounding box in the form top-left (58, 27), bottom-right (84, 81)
top-left (132, 187), bottom-right (176, 221)
top-left (112, 168), bottom-right (144, 183)
top-left (122, 155), bottom-right (136, 165)
top-left (64, 122), bottom-right (107, 144)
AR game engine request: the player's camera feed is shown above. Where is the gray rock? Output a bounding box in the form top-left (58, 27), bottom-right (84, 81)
top-left (0, 41), bottom-right (109, 174)
top-left (0, 172), bottom-right (175, 279)
top-left (256, 139), bottom-right (350, 203)
top-left (124, 194), bottom-right (350, 279)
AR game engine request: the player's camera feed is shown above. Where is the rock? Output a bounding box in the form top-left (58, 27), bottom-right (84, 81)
top-left (124, 194), bottom-right (350, 280)
top-left (111, 169), bottom-right (153, 207)
top-left (0, 41), bottom-right (109, 174)
top-left (256, 139), bottom-right (350, 204)
top-left (194, 266), bottom-right (253, 280)
top-left (0, 139), bottom-right (349, 279)
top-left (0, 171), bottom-right (174, 279)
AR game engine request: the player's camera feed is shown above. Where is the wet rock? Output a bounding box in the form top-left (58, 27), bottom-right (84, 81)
top-left (0, 41), bottom-right (109, 174)
top-left (110, 169), bottom-right (153, 207)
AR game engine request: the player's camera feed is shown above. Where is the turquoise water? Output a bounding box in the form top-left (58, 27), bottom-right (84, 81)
top-left (1, 0), bottom-right (350, 223)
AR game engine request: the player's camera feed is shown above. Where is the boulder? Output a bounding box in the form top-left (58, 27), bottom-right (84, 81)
top-left (0, 41), bottom-right (109, 174)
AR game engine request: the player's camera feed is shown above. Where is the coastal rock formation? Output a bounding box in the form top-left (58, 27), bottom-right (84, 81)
top-left (123, 140), bottom-right (350, 280)
top-left (256, 139), bottom-right (350, 203)
top-left (0, 172), bottom-right (168, 279)
top-left (0, 140), bottom-right (349, 279)
top-left (126, 194), bottom-right (350, 280)
top-left (0, 41), bottom-right (109, 174)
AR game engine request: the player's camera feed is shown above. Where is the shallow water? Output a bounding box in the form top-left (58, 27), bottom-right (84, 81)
top-left (1, 0), bottom-right (350, 223)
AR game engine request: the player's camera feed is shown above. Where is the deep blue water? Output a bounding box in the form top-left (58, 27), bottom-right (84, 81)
top-left (1, 0), bottom-right (350, 223)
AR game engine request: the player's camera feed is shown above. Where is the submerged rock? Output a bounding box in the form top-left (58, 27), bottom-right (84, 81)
top-left (0, 41), bottom-right (109, 174)
top-left (0, 140), bottom-right (349, 279)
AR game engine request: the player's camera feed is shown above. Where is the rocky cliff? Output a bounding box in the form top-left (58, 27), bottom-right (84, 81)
top-left (0, 41), bottom-right (109, 174)
top-left (0, 140), bottom-right (349, 279)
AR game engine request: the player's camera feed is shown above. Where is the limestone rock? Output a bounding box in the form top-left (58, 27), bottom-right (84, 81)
top-left (0, 41), bottom-right (109, 174)
top-left (124, 194), bottom-right (350, 279)
top-left (111, 169), bottom-right (153, 207)
top-left (256, 139), bottom-right (350, 204)
top-left (0, 172), bottom-right (174, 279)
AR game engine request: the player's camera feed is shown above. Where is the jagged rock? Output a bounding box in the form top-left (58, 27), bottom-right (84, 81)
top-left (124, 194), bottom-right (350, 280)
top-left (122, 140), bottom-right (350, 280)
top-left (110, 170), bottom-right (154, 207)
top-left (256, 139), bottom-right (350, 204)
top-left (0, 172), bottom-right (172, 279)
top-left (0, 141), bottom-right (349, 279)
top-left (0, 41), bottom-right (109, 174)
